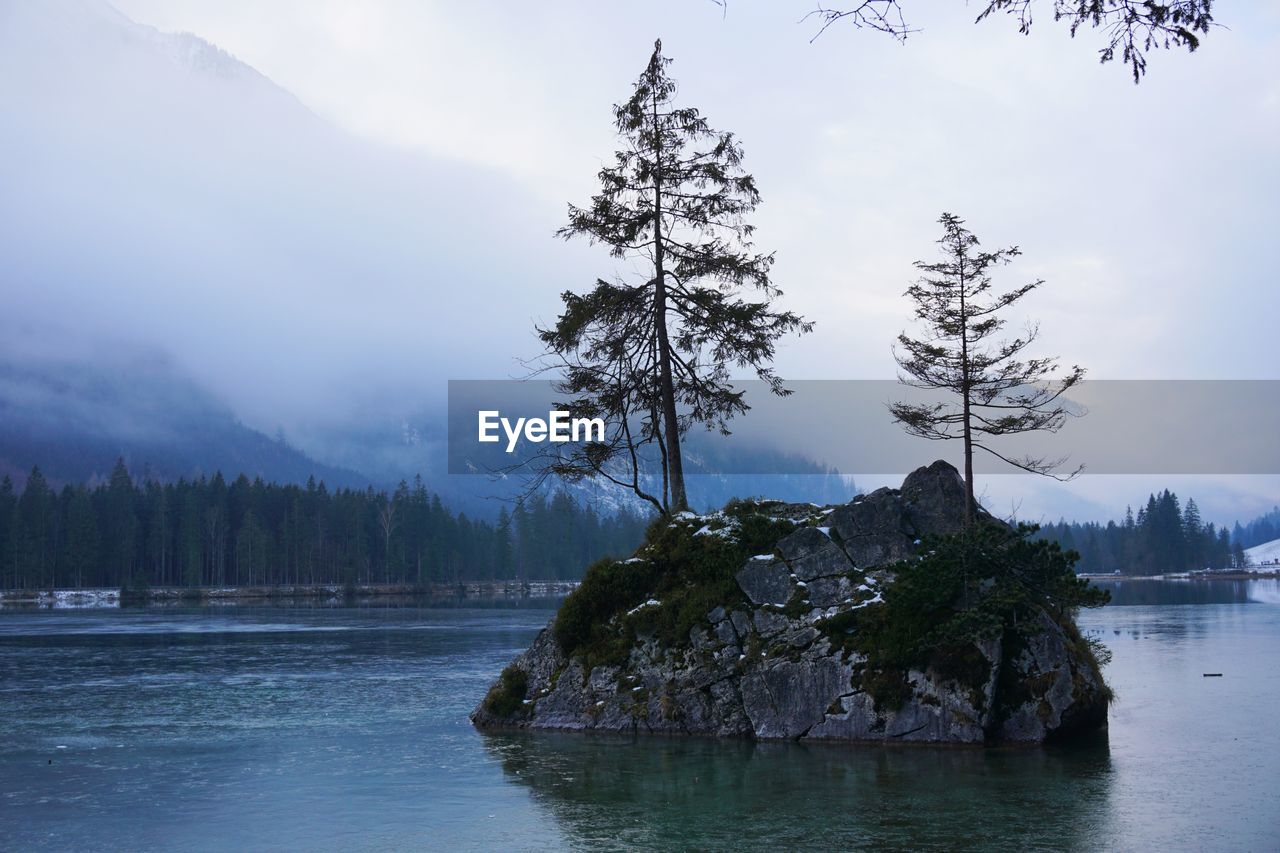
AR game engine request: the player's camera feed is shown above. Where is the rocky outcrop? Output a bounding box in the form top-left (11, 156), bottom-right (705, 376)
top-left (471, 460), bottom-right (1109, 745)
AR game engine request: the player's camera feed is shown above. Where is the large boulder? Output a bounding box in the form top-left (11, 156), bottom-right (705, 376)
top-left (736, 558), bottom-right (793, 606)
top-left (995, 612), bottom-right (1110, 742)
top-left (471, 460), bottom-right (1109, 746)
top-left (900, 458), bottom-right (972, 536)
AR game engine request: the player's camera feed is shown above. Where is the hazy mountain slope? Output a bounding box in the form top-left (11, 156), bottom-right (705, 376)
top-left (0, 353), bottom-right (369, 489)
top-left (0, 0), bottom-right (563, 438)
top-left (0, 0), bottom-right (563, 493)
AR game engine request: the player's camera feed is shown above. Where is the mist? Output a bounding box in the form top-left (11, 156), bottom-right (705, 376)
top-left (1, 0), bottom-right (1277, 524)
top-left (0, 0), bottom-right (570, 438)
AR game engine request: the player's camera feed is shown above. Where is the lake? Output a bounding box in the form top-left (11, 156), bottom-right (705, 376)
top-left (2, 581), bottom-right (1278, 851)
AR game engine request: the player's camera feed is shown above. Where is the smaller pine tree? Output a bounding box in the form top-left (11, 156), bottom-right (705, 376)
top-left (890, 213), bottom-right (1086, 524)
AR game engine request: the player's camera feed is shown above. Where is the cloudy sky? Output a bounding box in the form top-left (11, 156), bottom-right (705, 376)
top-left (2, 0), bottom-right (1277, 522)
top-left (107, 0), bottom-right (1279, 382)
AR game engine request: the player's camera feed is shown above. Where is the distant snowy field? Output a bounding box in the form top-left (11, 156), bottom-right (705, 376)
top-left (1246, 538), bottom-right (1280, 566)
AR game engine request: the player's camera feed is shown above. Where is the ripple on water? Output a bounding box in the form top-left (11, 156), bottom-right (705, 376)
top-left (2, 596), bottom-right (1278, 850)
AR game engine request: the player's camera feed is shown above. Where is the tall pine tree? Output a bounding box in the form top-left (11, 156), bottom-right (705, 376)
top-left (539, 39), bottom-right (811, 514)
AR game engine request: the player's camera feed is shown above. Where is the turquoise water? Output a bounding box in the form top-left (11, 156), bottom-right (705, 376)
top-left (1, 582), bottom-right (1278, 851)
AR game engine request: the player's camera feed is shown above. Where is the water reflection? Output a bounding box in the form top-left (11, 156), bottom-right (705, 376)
top-left (1093, 578), bottom-right (1280, 607)
top-left (483, 730), bottom-right (1113, 850)
top-left (1, 593), bottom-right (567, 612)
top-left (4, 587), bottom-right (1276, 850)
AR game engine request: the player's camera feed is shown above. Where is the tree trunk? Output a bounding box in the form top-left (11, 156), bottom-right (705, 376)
top-left (651, 88), bottom-right (687, 512)
top-left (653, 281), bottom-right (687, 512)
top-left (962, 393), bottom-right (974, 526)
top-left (959, 252), bottom-right (975, 527)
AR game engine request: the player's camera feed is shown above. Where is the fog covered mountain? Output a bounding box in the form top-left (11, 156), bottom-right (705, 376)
top-left (0, 347), bottom-right (855, 514)
top-left (0, 349), bottom-right (367, 489)
top-left (0, 0), bottom-right (560, 437)
top-left (0, 0), bottom-right (1270, 527)
top-left (0, 0), bottom-right (855, 513)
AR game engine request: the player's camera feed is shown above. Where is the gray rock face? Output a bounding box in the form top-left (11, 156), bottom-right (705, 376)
top-left (806, 575), bottom-right (856, 608)
top-left (741, 656), bottom-right (850, 739)
top-left (826, 488), bottom-right (916, 569)
top-left (752, 608), bottom-right (789, 638)
top-left (806, 637), bottom-right (1002, 744)
top-left (736, 559), bottom-right (793, 606)
top-left (996, 612), bottom-right (1109, 743)
top-left (471, 461), bottom-right (1108, 746)
top-left (900, 459), bottom-right (972, 536)
top-left (787, 542), bottom-right (855, 582)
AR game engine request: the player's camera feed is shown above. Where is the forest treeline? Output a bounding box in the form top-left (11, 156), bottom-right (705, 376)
top-left (1039, 490), bottom-right (1249, 575)
top-left (0, 460), bottom-right (651, 592)
top-left (0, 461), bottom-right (1268, 589)
top-left (1233, 507), bottom-right (1280, 551)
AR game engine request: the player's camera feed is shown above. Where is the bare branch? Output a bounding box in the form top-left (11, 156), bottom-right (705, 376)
top-left (806, 0), bottom-right (1216, 81)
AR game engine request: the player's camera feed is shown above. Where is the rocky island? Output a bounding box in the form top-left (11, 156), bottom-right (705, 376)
top-left (472, 461), bottom-right (1110, 745)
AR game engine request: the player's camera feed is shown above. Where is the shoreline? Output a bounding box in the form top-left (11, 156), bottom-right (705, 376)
top-left (5, 571), bottom-right (1277, 609)
top-left (1079, 571), bottom-right (1280, 581)
top-left (0, 581), bottom-right (579, 609)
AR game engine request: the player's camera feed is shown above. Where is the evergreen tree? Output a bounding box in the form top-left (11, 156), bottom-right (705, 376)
top-left (0, 466), bottom-right (653, 591)
top-left (1232, 540), bottom-right (1248, 568)
top-left (1182, 497), bottom-right (1204, 570)
top-left (1219, 528), bottom-right (1233, 568)
top-left (17, 467), bottom-right (53, 587)
top-left (64, 486), bottom-right (99, 589)
top-left (494, 506), bottom-right (514, 581)
top-left (1039, 489), bottom-right (1263, 575)
top-left (105, 459), bottom-right (140, 593)
top-left (890, 213), bottom-right (1086, 524)
top-left (147, 483), bottom-right (170, 586)
top-left (0, 476), bottom-right (14, 589)
top-left (180, 489), bottom-right (204, 587)
top-left (6, 501), bottom-right (22, 590)
top-left (206, 473), bottom-right (228, 586)
top-left (1233, 508), bottom-right (1280, 549)
top-left (539, 39), bottom-right (811, 514)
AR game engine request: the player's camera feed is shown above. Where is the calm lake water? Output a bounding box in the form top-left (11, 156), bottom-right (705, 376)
top-left (2, 581), bottom-right (1279, 851)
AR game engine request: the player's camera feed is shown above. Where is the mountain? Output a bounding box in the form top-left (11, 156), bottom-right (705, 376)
top-left (0, 335), bottom-right (854, 512)
top-left (0, 352), bottom-right (368, 489)
top-left (0, 0), bottom-right (555, 497)
top-left (8, 1), bottom-right (1260, 527)
top-left (0, 0), bottom-right (563, 438)
top-left (1234, 507), bottom-right (1280, 550)
top-left (291, 404), bottom-right (857, 516)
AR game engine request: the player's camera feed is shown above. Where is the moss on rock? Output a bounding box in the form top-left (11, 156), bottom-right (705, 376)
top-left (482, 665), bottom-right (529, 719)
top-left (552, 502), bottom-right (801, 667)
